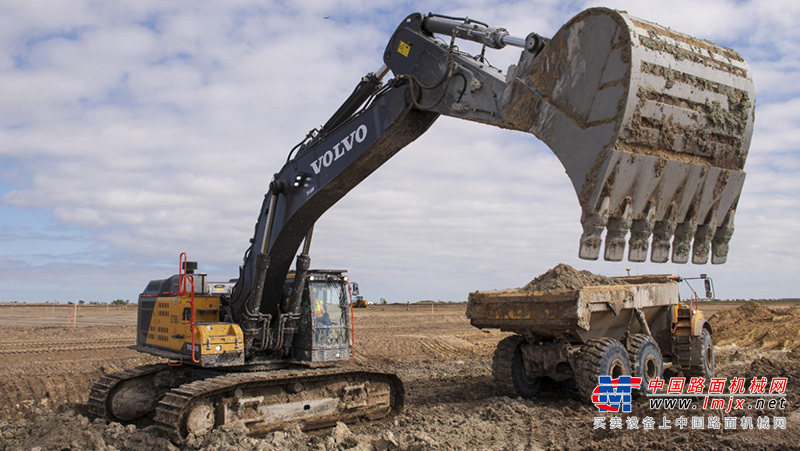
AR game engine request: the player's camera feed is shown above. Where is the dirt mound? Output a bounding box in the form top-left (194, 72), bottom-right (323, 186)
top-left (710, 302), bottom-right (800, 350)
top-left (522, 263), bottom-right (613, 291)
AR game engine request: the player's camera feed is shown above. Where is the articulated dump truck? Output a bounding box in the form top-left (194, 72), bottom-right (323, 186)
top-left (467, 273), bottom-right (714, 399)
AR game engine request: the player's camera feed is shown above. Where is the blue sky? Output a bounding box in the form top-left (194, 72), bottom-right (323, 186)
top-left (1, 0), bottom-right (798, 303)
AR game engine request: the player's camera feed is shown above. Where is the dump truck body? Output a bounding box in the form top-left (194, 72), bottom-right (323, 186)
top-left (468, 275), bottom-right (682, 343)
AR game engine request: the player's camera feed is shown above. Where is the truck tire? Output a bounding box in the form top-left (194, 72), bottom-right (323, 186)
top-left (628, 334), bottom-right (663, 395)
top-left (492, 335), bottom-right (542, 399)
top-left (573, 338), bottom-right (631, 399)
top-left (686, 328), bottom-right (714, 378)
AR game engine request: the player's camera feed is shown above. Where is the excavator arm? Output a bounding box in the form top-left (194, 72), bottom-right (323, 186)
top-left (227, 8), bottom-right (755, 358)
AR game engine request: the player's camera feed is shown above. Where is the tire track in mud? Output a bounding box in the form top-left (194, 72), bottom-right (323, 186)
top-left (420, 340), bottom-right (458, 353)
top-left (0, 338), bottom-right (134, 354)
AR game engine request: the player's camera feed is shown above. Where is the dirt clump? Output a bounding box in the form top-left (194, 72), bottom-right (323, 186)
top-left (522, 263), bottom-right (613, 291)
top-left (0, 408), bottom-right (175, 451)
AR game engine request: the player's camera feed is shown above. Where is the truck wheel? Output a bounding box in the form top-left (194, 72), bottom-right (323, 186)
top-left (628, 334), bottom-right (663, 395)
top-left (573, 338), bottom-right (631, 399)
top-left (687, 328), bottom-right (714, 378)
top-left (492, 335), bottom-right (542, 399)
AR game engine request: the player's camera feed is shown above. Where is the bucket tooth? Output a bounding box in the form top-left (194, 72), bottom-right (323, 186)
top-left (711, 210), bottom-right (735, 264)
top-left (650, 204), bottom-right (677, 263)
top-left (628, 203), bottom-right (656, 262)
top-left (671, 219), bottom-right (698, 264)
top-left (502, 7), bottom-right (753, 264)
top-left (604, 199), bottom-right (633, 262)
top-left (691, 212), bottom-right (717, 264)
top-left (579, 196), bottom-right (610, 260)
top-left (651, 221), bottom-right (676, 263)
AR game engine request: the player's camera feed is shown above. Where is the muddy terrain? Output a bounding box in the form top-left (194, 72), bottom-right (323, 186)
top-left (0, 298), bottom-right (799, 450)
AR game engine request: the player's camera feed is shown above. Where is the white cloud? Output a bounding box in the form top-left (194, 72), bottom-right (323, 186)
top-left (750, 97), bottom-right (800, 154)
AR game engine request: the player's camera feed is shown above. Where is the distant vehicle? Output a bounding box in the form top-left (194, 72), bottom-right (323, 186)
top-left (353, 295), bottom-right (369, 308)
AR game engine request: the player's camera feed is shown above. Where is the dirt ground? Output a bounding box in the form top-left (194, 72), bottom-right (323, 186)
top-left (1, 300), bottom-right (799, 450)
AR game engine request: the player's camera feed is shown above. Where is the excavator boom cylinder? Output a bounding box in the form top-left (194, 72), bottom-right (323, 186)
top-left (422, 14), bottom-right (519, 50)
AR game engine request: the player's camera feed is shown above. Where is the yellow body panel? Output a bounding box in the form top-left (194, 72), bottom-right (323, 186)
top-left (145, 295), bottom-right (243, 357)
top-left (671, 303), bottom-right (706, 337)
top-left (195, 323), bottom-right (243, 354)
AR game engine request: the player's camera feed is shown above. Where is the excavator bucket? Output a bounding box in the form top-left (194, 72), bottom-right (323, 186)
top-left (502, 8), bottom-right (754, 264)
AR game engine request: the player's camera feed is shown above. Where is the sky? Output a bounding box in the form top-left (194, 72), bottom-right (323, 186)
top-left (0, 0), bottom-right (798, 303)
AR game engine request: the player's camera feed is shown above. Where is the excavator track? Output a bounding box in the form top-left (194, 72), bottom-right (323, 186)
top-left (88, 364), bottom-right (173, 421)
top-left (89, 363), bottom-right (211, 423)
top-left (153, 367), bottom-right (403, 443)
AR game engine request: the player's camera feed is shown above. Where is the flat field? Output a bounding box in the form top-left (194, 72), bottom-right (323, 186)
top-left (0, 301), bottom-right (798, 450)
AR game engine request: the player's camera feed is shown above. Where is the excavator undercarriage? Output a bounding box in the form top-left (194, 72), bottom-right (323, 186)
top-left (89, 364), bottom-right (402, 442)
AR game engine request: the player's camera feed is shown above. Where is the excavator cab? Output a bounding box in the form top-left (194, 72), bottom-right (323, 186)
top-left (286, 270), bottom-right (352, 363)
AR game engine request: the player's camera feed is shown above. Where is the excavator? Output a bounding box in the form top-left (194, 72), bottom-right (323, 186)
top-left (89, 7), bottom-right (754, 442)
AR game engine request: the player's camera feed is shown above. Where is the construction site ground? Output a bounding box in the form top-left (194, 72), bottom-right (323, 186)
top-left (1, 301), bottom-right (799, 450)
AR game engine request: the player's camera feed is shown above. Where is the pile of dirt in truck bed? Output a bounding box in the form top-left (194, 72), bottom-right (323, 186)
top-left (521, 263), bottom-right (613, 291)
top-left (710, 301), bottom-right (800, 350)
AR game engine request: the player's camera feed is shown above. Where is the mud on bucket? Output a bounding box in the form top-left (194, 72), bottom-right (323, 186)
top-left (501, 7), bottom-right (754, 265)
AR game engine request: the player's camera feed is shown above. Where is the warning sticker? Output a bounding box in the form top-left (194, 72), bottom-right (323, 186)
top-left (397, 41), bottom-right (410, 57)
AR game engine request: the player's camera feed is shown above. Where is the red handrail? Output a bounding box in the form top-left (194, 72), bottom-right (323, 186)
top-left (346, 279), bottom-right (355, 358)
top-left (179, 253), bottom-right (200, 364)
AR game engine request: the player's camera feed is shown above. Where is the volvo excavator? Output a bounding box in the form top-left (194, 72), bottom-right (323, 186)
top-left (89, 8), bottom-right (755, 442)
